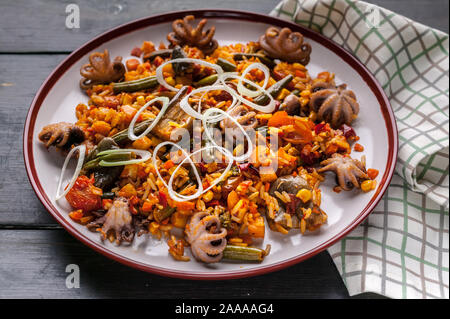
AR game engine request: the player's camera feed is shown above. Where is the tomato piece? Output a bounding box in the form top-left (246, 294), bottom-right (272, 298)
top-left (65, 175), bottom-right (102, 213)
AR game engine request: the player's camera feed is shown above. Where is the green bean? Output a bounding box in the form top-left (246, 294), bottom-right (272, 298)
top-left (223, 245), bottom-right (271, 262)
top-left (111, 119), bottom-right (153, 144)
top-left (143, 49), bottom-right (173, 62)
top-left (233, 53), bottom-right (276, 68)
top-left (216, 58), bottom-right (237, 72)
top-left (253, 74), bottom-right (294, 105)
top-left (112, 76), bottom-right (158, 93)
top-left (154, 206), bottom-right (176, 222)
top-left (193, 74), bottom-right (218, 87)
top-left (291, 89), bottom-right (301, 96)
top-left (83, 153), bottom-right (131, 171)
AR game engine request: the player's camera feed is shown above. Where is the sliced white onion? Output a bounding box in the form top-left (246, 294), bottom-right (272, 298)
top-left (55, 145), bottom-right (86, 201)
top-left (127, 96), bottom-right (170, 141)
top-left (168, 145), bottom-right (233, 202)
top-left (202, 107), bottom-right (253, 163)
top-left (97, 148), bottom-right (152, 167)
top-left (237, 62), bottom-right (270, 98)
top-left (152, 141), bottom-right (203, 202)
top-left (179, 84), bottom-right (238, 121)
top-left (152, 142), bottom-right (233, 202)
top-left (218, 73), bottom-right (277, 113)
top-left (155, 58), bottom-right (224, 92)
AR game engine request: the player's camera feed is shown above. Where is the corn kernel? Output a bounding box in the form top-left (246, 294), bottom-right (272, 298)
top-left (202, 190), bottom-right (214, 203)
top-left (296, 189), bottom-right (312, 203)
top-left (361, 180), bottom-right (375, 193)
top-left (136, 95), bottom-right (145, 105)
top-left (300, 89), bottom-right (311, 97)
top-left (166, 76), bottom-right (176, 86)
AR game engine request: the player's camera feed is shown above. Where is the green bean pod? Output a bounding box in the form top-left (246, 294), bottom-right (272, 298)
top-left (223, 245), bottom-right (270, 262)
top-left (253, 74), bottom-right (294, 105)
top-left (111, 119), bottom-right (153, 144)
top-left (193, 74), bottom-right (218, 87)
top-left (154, 206), bottom-right (176, 223)
top-left (83, 152), bottom-right (131, 171)
top-left (216, 58), bottom-right (237, 72)
top-left (233, 53), bottom-right (276, 68)
top-left (112, 76), bottom-right (158, 93)
top-left (143, 49), bottom-right (173, 62)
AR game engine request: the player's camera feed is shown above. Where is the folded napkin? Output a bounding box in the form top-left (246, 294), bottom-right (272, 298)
top-left (271, 0), bottom-right (449, 298)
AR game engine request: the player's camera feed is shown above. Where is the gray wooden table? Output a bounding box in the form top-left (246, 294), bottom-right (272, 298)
top-left (0, 0), bottom-right (447, 299)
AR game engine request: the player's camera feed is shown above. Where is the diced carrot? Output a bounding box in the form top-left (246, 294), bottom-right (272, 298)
top-left (173, 201), bottom-right (195, 211)
top-left (121, 104), bottom-right (137, 123)
top-left (69, 209), bottom-right (83, 222)
top-left (141, 41), bottom-right (155, 54)
top-left (267, 111), bottom-right (294, 127)
top-left (163, 159), bottom-right (175, 170)
top-left (227, 190), bottom-right (239, 210)
top-left (354, 143), bottom-right (364, 152)
top-left (367, 168), bottom-right (379, 180)
top-left (118, 183), bottom-right (137, 198)
top-left (126, 58), bottom-right (140, 71)
top-left (102, 199), bottom-right (113, 210)
top-left (295, 70), bottom-right (306, 78)
top-left (132, 136), bottom-right (152, 150)
top-left (91, 120), bottom-right (111, 136)
top-left (142, 201), bottom-right (154, 213)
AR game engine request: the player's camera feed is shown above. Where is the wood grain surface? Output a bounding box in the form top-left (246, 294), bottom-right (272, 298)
top-left (0, 0), bottom-right (446, 299)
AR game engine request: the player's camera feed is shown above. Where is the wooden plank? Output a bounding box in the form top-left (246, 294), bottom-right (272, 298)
top-left (0, 0), bottom-right (280, 52)
top-left (0, 229), bottom-right (352, 298)
top-left (0, 54), bottom-right (67, 225)
top-left (0, 0), bottom-right (447, 53)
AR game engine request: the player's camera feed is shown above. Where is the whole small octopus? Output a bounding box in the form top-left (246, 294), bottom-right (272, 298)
top-left (89, 197), bottom-right (135, 245)
top-left (185, 211), bottom-right (227, 263)
top-left (309, 81), bottom-right (360, 129)
top-left (259, 27), bottom-right (312, 65)
top-left (318, 153), bottom-right (369, 191)
top-left (38, 122), bottom-right (85, 150)
top-left (167, 15), bottom-right (218, 55)
top-left (79, 49), bottom-right (125, 90)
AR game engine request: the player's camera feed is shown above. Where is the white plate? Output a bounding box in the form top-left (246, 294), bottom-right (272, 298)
top-left (24, 10), bottom-right (398, 279)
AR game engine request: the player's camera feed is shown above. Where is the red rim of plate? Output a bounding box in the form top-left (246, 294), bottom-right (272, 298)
top-left (23, 9), bottom-right (398, 280)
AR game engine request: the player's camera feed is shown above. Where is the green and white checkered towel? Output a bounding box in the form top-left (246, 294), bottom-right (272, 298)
top-left (271, 0), bottom-right (449, 299)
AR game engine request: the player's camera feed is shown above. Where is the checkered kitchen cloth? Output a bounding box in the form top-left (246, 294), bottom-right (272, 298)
top-left (271, 0), bottom-right (449, 298)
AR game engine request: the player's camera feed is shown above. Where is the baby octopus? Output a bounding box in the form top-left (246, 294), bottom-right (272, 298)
top-left (95, 197), bottom-right (135, 245)
top-left (167, 15), bottom-right (218, 55)
top-left (309, 81), bottom-right (360, 129)
top-left (38, 122), bottom-right (85, 150)
top-left (79, 49), bottom-right (125, 90)
top-left (185, 211), bottom-right (227, 263)
top-left (259, 27), bottom-right (312, 65)
top-left (318, 153), bottom-right (369, 191)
